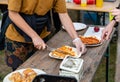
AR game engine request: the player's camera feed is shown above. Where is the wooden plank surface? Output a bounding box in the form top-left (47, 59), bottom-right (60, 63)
top-left (66, 0), bottom-right (119, 12)
top-left (18, 27), bottom-right (115, 82)
top-left (115, 25), bottom-right (120, 82)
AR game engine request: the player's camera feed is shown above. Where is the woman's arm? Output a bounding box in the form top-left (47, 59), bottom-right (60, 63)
top-left (101, 20), bottom-right (116, 41)
top-left (58, 13), bottom-right (78, 39)
top-left (9, 11), bottom-right (38, 39)
top-left (101, 8), bottom-right (120, 41)
top-left (8, 10), bottom-right (46, 50)
top-left (58, 13), bottom-right (86, 54)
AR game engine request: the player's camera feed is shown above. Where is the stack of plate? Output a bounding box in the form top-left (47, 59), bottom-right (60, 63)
top-left (59, 56), bottom-right (84, 82)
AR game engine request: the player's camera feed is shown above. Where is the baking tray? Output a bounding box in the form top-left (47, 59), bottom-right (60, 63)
top-left (32, 74), bottom-right (77, 82)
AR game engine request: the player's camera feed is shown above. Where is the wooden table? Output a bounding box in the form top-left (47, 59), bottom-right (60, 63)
top-left (66, 1), bottom-right (119, 12)
top-left (0, 0), bottom-right (119, 12)
top-left (17, 27), bottom-right (115, 82)
top-left (66, 0), bottom-right (119, 25)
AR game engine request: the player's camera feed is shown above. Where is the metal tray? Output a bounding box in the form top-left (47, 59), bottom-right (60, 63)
top-left (33, 74), bottom-right (77, 82)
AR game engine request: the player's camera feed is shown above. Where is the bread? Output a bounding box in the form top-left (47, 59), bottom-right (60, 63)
top-left (9, 72), bottom-right (22, 82)
top-left (23, 68), bottom-right (37, 77)
top-left (23, 68), bottom-right (37, 81)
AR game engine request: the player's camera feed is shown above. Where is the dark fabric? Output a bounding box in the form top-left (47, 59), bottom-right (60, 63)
top-left (13, 12), bottom-right (51, 42)
top-left (0, 11), bottom-right (11, 50)
top-left (52, 12), bottom-right (61, 33)
top-left (5, 37), bottom-right (37, 70)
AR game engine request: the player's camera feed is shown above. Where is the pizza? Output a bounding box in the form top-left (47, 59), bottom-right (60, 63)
top-left (79, 36), bottom-right (100, 45)
top-left (51, 46), bottom-right (76, 59)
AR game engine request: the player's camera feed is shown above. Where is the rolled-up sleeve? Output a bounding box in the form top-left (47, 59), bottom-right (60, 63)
top-left (8, 0), bottom-right (22, 12)
top-left (53, 0), bottom-right (67, 13)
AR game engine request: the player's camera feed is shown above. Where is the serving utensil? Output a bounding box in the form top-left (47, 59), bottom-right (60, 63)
top-left (46, 46), bottom-right (56, 51)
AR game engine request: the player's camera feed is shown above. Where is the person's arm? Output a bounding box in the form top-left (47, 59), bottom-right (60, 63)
top-left (101, 8), bottom-right (120, 41)
top-left (101, 20), bottom-right (116, 41)
top-left (8, 10), bottom-right (46, 50)
top-left (58, 13), bottom-right (86, 55)
top-left (58, 13), bottom-right (78, 39)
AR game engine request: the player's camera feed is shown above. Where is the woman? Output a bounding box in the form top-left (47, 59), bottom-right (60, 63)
top-left (101, 8), bottom-right (120, 41)
top-left (4, 0), bottom-right (86, 70)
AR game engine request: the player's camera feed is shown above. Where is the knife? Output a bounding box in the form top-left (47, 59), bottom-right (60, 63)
top-left (46, 46), bottom-right (56, 52)
top-left (46, 46), bottom-right (67, 54)
top-left (46, 46), bottom-right (73, 55)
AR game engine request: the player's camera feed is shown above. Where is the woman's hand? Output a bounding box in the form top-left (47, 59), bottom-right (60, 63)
top-left (101, 8), bottom-right (120, 41)
top-left (59, 13), bottom-right (86, 56)
top-left (32, 36), bottom-right (47, 50)
top-left (101, 20), bottom-right (115, 41)
top-left (73, 38), bottom-right (86, 56)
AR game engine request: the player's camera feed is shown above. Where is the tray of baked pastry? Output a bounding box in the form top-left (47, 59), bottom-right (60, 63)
top-left (3, 68), bottom-right (46, 82)
top-left (79, 26), bottom-right (104, 47)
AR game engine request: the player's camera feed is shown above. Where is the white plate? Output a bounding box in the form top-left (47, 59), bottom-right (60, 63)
top-left (83, 26), bottom-right (104, 46)
top-left (85, 42), bottom-right (103, 47)
top-left (62, 22), bottom-right (87, 31)
top-left (49, 46), bottom-right (79, 59)
top-left (3, 68), bottom-right (46, 82)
